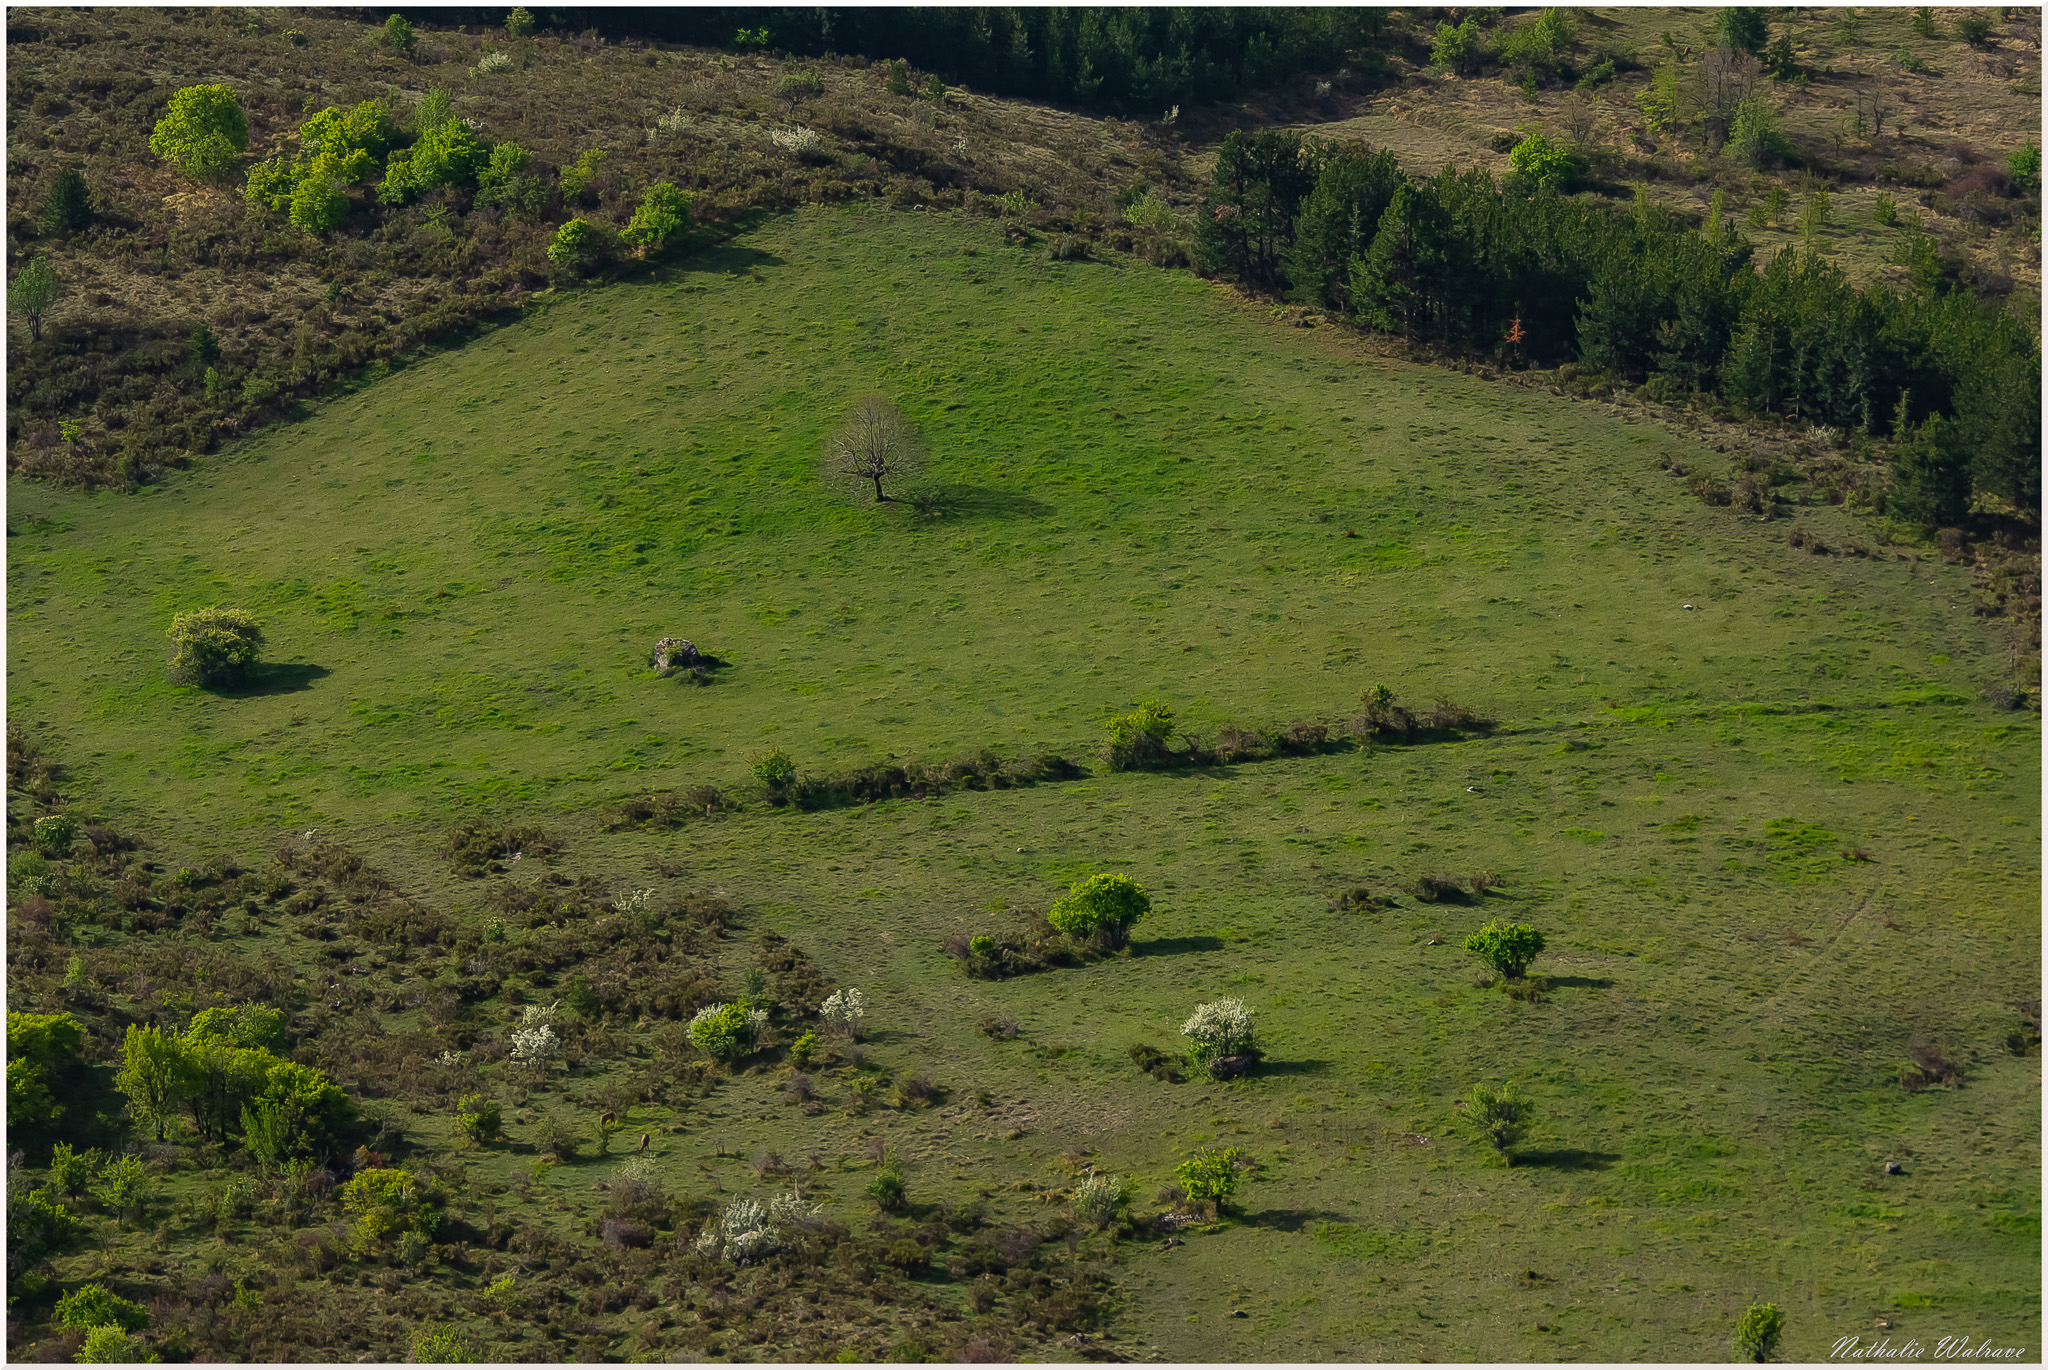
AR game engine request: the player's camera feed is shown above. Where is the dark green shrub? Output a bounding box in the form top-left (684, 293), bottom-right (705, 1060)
top-left (751, 748), bottom-right (798, 799)
top-left (384, 13), bottom-right (417, 53)
top-left (32, 813), bottom-right (78, 856)
top-left (455, 1093), bottom-right (502, 1147)
top-left (866, 1160), bottom-right (908, 1211)
top-left (39, 168), bottom-right (92, 235)
top-left (166, 606), bottom-right (263, 687)
top-left (885, 59), bottom-right (913, 96)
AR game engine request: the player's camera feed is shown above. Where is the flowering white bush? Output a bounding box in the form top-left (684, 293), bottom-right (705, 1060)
top-left (768, 125), bottom-right (826, 160)
top-left (475, 50), bottom-right (513, 75)
top-left (687, 1003), bottom-right (767, 1063)
top-left (510, 1001), bottom-right (562, 1066)
top-left (650, 108), bottom-right (692, 142)
top-left (819, 988), bottom-right (867, 1040)
top-left (693, 1191), bottom-right (820, 1263)
top-left (1180, 998), bottom-right (1256, 1065)
top-left (613, 887), bottom-right (655, 915)
top-left (1073, 1172), bottom-right (1131, 1228)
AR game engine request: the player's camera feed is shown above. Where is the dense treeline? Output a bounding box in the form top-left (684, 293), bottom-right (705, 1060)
top-left (1196, 131), bottom-right (2042, 527)
top-left (417, 6), bottom-right (1388, 111)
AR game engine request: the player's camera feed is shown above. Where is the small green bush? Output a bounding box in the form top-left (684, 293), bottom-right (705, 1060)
top-left (47, 1142), bottom-right (101, 1197)
top-left (2008, 142), bottom-right (2040, 194)
top-left (40, 167), bottom-right (93, 236)
top-left (1103, 699), bottom-right (1176, 770)
top-left (505, 6), bottom-right (534, 38)
top-left (1464, 919), bottom-right (1545, 978)
top-left (1508, 132), bottom-right (1577, 190)
top-left (1174, 1146), bottom-right (1242, 1213)
top-left (751, 748), bottom-right (798, 796)
top-left (76, 1326), bottom-right (157, 1364)
top-left (622, 183), bottom-right (692, 256)
top-left (167, 606), bottom-right (263, 687)
top-left (1046, 872), bottom-right (1151, 950)
top-left (384, 13), bottom-right (417, 53)
top-left (1871, 193), bottom-right (1897, 226)
top-left (455, 1093), bottom-right (502, 1147)
top-left (56, 1283), bottom-right (149, 1333)
top-left (546, 217), bottom-right (605, 274)
top-left (411, 1325), bottom-right (478, 1364)
top-left (1735, 1301), bottom-right (1784, 1362)
top-left (688, 1002), bottom-right (765, 1064)
top-left (1466, 1080), bottom-right (1535, 1161)
top-left (33, 813), bottom-right (78, 856)
top-left (865, 1159), bottom-right (908, 1211)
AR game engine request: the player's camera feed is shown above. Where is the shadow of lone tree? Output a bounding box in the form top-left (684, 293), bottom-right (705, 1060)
top-left (166, 606), bottom-right (263, 688)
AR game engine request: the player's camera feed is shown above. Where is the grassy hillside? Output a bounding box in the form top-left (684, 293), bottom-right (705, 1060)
top-left (6, 204), bottom-right (2037, 1362)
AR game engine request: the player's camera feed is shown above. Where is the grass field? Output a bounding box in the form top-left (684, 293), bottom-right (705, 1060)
top-left (7, 203), bottom-right (2038, 1361)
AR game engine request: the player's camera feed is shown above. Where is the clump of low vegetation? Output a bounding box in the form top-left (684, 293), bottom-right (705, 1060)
top-left (166, 606), bottom-right (264, 687)
top-left (1465, 919), bottom-right (1546, 980)
top-left (441, 822), bottom-right (557, 876)
top-left (1465, 1080), bottom-right (1536, 1163)
top-left (1045, 873), bottom-right (1150, 951)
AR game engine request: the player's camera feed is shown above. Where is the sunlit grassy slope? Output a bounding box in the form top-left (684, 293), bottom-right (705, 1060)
top-left (7, 203), bottom-right (2037, 1360)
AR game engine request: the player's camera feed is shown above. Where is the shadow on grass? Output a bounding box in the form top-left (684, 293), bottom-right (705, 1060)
top-left (1237, 1206), bottom-right (1351, 1233)
top-left (1257, 1058), bottom-right (1333, 1077)
top-left (914, 483), bottom-right (1056, 521)
top-left (214, 663), bottom-right (331, 697)
top-left (1546, 976), bottom-right (1616, 990)
top-left (1514, 1148), bottom-right (1620, 1171)
top-left (1132, 935), bottom-right (1226, 957)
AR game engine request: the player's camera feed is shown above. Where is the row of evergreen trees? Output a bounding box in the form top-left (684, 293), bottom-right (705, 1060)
top-left (433, 6), bottom-right (1387, 111)
top-left (1196, 131), bottom-right (2040, 527)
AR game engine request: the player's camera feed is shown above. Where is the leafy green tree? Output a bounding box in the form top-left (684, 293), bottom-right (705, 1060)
top-left (1047, 873), bottom-right (1152, 950)
top-left (8, 1010), bottom-right (85, 1129)
top-left (1464, 920), bottom-right (1546, 978)
top-left (10, 255), bottom-right (62, 342)
top-left (384, 13), bottom-right (417, 54)
top-left (56, 1283), bottom-right (149, 1333)
top-left (187, 1003), bottom-right (288, 1051)
top-left (1910, 6), bottom-right (1938, 39)
top-left (115, 1024), bottom-right (187, 1142)
top-left (1428, 17), bottom-right (1484, 74)
top-left (505, 6), bottom-right (535, 39)
top-left (47, 1143), bottom-right (102, 1198)
top-left (1174, 1146), bottom-right (1242, 1213)
top-left (40, 167), bottom-right (92, 235)
top-left (1735, 1302), bottom-right (1784, 1361)
top-left (1351, 181), bottom-right (1451, 338)
top-left (885, 59), bottom-right (914, 96)
top-left (1466, 1080), bottom-right (1535, 1160)
top-left (1716, 7), bottom-right (1769, 55)
top-left (88, 1154), bottom-right (149, 1226)
top-left (148, 84), bottom-right (248, 180)
top-left (622, 183), bottom-right (693, 256)
top-left (167, 606), bottom-right (264, 687)
top-left (1730, 95), bottom-right (1791, 169)
top-left (546, 217), bottom-right (606, 273)
top-left (1508, 132), bottom-right (1577, 191)
top-left (774, 69), bottom-right (825, 114)
top-left (1638, 63), bottom-right (1685, 138)
top-left (77, 1325), bottom-right (158, 1364)
top-left (2008, 142), bottom-right (2041, 194)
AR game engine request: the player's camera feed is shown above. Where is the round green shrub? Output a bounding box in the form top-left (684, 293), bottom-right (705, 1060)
top-left (1464, 919), bottom-right (1545, 979)
top-left (546, 217), bottom-right (605, 273)
top-left (1735, 1301), bottom-right (1784, 1362)
top-left (57, 1283), bottom-right (149, 1333)
top-left (166, 606), bottom-right (264, 687)
top-left (32, 814), bottom-right (77, 857)
top-left (1047, 872), bottom-right (1151, 950)
top-left (688, 1002), bottom-right (764, 1064)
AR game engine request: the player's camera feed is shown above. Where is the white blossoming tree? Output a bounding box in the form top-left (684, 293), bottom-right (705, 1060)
top-left (819, 987), bottom-right (867, 1040)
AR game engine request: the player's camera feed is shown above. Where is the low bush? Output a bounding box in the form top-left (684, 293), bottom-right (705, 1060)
top-left (1127, 1043), bottom-right (1184, 1082)
top-left (1102, 699), bottom-right (1177, 771)
top-left (1410, 873), bottom-right (1467, 904)
top-left (166, 607), bottom-right (264, 687)
top-left (1180, 998), bottom-right (1258, 1076)
top-left (1734, 1302), bottom-right (1784, 1362)
top-left (441, 823), bottom-right (556, 876)
top-left (1900, 1040), bottom-right (1963, 1090)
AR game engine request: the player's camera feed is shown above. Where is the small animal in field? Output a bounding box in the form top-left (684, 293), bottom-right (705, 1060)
top-left (599, 1110), bottom-right (617, 1128)
top-left (638, 1133), bottom-right (650, 1156)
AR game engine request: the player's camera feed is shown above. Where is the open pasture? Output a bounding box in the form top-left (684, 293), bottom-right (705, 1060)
top-left (6, 203), bottom-right (2037, 1361)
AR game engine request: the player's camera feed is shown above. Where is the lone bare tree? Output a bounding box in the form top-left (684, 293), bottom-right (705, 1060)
top-left (824, 394), bottom-right (925, 503)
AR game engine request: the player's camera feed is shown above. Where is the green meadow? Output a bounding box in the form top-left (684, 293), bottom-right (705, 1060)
top-left (8, 204), bottom-right (2038, 1361)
